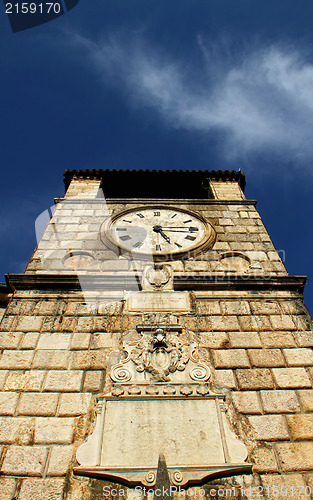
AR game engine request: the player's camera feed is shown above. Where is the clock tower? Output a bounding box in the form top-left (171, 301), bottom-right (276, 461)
top-left (1, 169), bottom-right (313, 500)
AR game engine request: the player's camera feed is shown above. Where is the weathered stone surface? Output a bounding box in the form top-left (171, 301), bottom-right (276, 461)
top-left (59, 393), bottom-right (92, 416)
top-left (17, 393), bottom-right (59, 416)
top-left (259, 332), bottom-right (296, 348)
top-left (0, 350), bottom-right (34, 369)
top-left (18, 478), bottom-right (66, 500)
top-left (0, 391), bottom-right (19, 415)
top-left (232, 391), bottom-right (262, 414)
top-left (260, 390), bottom-right (300, 414)
top-left (44, 370), bottom-right (83, 392)
top-left (213, 349), bottom-right (250, 368)
top-left (0, 477), bottom-right (17, 499)
top-left (297, 389), bottom-right (313, 412)
top-left (283, 348), bottom-right (313, 366)
top-left (236, 369), bottom-right (274, 390)
top-left (286, 414), bottom-right (313, 440)
top-left (4, 370), bottom-right (45, 391)
top-left (228, 332), bottom-right (261, 348)
top-left (260, 473), bottom-right (308, 499)
top-left (1, 445), bottom-right (48, 475)
top-left (83, 370), bottom-right (104, 392)
top-left (248, 415), bottom-right (289, 441)
top-left (37, 333), bottom-right (71, 350)
top-left (213, 369), bottom-right (238, 391)
top-left (47, 445), bottom-right (74, 476)
top-left (71, 332), bottom-right (91, 350)
top-left (33, 350), bottom-right (70, 369)
top-left (35, 417), bottom-right (75, 444)
top-left (272, 368), bottom-right (312, 388)
top-left (250, 445), bottom-right (279, 473)
top-left (198, 331), bottom-right (229, 348)
top-left (276, 442), bottom-right (313, 471)
top-left (248, 349), bottom-right (285, 367)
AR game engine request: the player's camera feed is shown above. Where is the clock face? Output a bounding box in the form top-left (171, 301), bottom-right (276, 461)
top-left (100, 207), bottom-right (216, 259)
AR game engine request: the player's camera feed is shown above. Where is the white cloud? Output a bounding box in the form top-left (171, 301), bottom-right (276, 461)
top-left (69, 32), bottom-right (313, 163)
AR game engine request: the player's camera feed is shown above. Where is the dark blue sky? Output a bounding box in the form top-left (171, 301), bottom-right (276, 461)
top-left (1, 0), bottom-right (313, 311)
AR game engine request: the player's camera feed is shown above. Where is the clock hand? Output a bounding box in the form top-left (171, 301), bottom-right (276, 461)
top-left (159, 226), bottom-right (198, 231)
top-left (153, 225), bottom-right (171, 243)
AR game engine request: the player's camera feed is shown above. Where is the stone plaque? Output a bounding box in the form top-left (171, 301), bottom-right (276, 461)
top-left (74, 396), bottom-right (251, 486)
top-left (125, 291), bottom-right (191, 312)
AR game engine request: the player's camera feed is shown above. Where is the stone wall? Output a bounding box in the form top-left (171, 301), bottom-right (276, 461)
top-left (0, 172), bottom-right (312, 499)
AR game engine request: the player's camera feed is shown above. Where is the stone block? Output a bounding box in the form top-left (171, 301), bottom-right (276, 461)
top-left (83, 370), bottom-right (104, 392)
top-left (59, 393), bottom-right (92, 416)
top-left (0, 350), bottom-right (34, 369)
top-left (0, 391), bottom-right (19, 415)
top-left (0, 370), bottom-right (8, 390)
top-left (276, 442), bottom-right (313, 471)
top-left (248, 349), bottom-right (285, 368)
top-left (0, 332), bottom-right (22, 349)
top-left (0, 477), bottom-right (17, 500)
top-left (16, 316), bottom-right (43, 332)
top-left (4, 370), bottom-right (45, 392)
top-left (232, 391), bottom-right (262, 414)
top-left (20, 333), bottom-right (40, 349)
top-left (212, 349), bottom-right (250, 368)
top-left (259, 332), bottom-right (296, 348)
top-left (35, 417), bottom-right (75, 444)
top-left (283, 348), bottom-right (313, 366)
top-left (44, 370), bottom-right (83, 392)
top-left (90, 333), bottom-right (119, 349)
top-left (0, 416), bottom-right (33, 443)
top-left (286, 414), bottom-right (313, 440)
top-left (71, 350), bottom-right (108, 370)
top-left (76, 317), bottom-right (94, 332)
top-left (17, 393), bottom-right (59, 416)
top-left (198, 332), bottom-right (229, 349)
top-left (260, 474), bottom-right (308, 499)
top-left (239, 315), bottom-right (272, 331)
top-left (260, 390), bottom-right (300, 414)
top-left (270, 315), bottom-right (296, 330)
top-left (71, 332), bottom-right (91, 349)
top-left (295, 332), bottom-right (313, 347)
top-left (250, 446), bottom-right (279, 473)
top-left (272, 368), bottom-right (312, 388)
top-left (47, 445), bottom-right (74, 476)
top-left (209, 316), bottom-right (240, 331)
top-left (221, 301), bottom-right (250, 315)
top-left (1, 445), bottom-right (48, 475)
top-left (18, 478), bottom-right (66, 500)
top-left (249, 301), bottom-right (280, 315)
top-left (297, 389), bottom-right (313, 412)
top-left (37, 333), bottom-right (71, 350)
top-left (248, 415), bottom-right (289, 441)
top-left (33, 350), bottom-right (70, 369)
top-left (196, 301), bottom-right (222, 315)
top-left (228, 332), bottom-right (261, 348)
top-left (236, 369), bottom-right (274, 390)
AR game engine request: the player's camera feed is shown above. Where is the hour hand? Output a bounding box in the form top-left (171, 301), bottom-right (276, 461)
top-left (159, 229), bottom-right (170, 243)
top-left (153, 225), bottom-right (171, 243)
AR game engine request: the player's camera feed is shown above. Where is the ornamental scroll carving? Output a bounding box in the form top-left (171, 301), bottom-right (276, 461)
top-left (110, 325), bottom-right (211, 386)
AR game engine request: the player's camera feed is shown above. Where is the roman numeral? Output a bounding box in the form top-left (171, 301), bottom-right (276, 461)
top-left (116, 228), bottom-right (127, 231)
top-left (171, 214), bottom-right (177, 218)
top-left (122, 219), bottom-right (132, 223)
top-left (133, 241), bottom-right (143, 248)
top-left (156, 244), bottom-right (161, 251)
top-left (175, 242), bottom-right (182, 248)
top-left (120, 235), bottom-right (131, 241)
top-left (136, 213), bottom-right (144, 218)
top-left (154, 211), bottom-right (160, 216)
top-left (183, 219), bottom-right (192, 223)
top-left (185, 235), bottom-right (196, 241)
top-left (189, 227), bottom-right (199, 232)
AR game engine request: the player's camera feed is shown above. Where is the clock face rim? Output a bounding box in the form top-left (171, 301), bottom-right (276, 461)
top-left (100, 205), bottom-right (216, 260)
